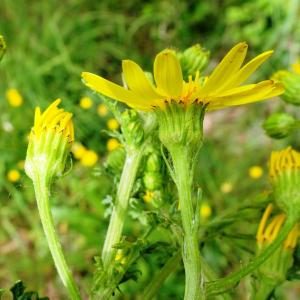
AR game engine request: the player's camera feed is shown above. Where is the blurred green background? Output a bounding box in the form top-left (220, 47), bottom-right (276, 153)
top-left (1, 0), bottom-right (300, 299)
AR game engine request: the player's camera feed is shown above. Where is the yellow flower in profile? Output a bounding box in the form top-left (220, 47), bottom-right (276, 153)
top-left (82, 43), bottom-right (284, 111)
top-left (249, 166), bottom-right (263, 179)
top-left (200, 202), bottom-right (212, 219)
top-left (143, 190), bottom-right (154, 203)
top-left (107, 118), bottom-right (119, 130)
top-left (107, 138), bottom-right (120, 151)
top-left (79, 96), bottom-right (93, 109)
top-left (7, 169), bottom-right (21, 182)
top-left (256, 204), bottom-right (298, 249)
top-left (6, 88), bottom-right (23, 107)
top-left (97, 103), bottom-right (108, 116)
top-left (220, 181), bottom-right (233, 193)
top-left (80, 150), bottom-right (98, 167)
top-left (71, 143), bottom-right (87, 159)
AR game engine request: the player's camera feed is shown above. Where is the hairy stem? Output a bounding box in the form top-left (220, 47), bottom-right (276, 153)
top-left (33, 178), bottom-right (82, 300)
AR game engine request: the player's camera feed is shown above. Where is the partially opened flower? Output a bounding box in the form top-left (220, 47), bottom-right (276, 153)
top-left (82, 42), bottom-right (283, 112)
top-left (25, 99), bottom-right (74, 183)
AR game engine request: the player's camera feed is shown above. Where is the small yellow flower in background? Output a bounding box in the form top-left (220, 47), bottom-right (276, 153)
top-left (107, 118), bottom-right (119, 130)
top-left (200, 202), bottom-right (212, 219)
top-left (249, 166), bottom-right (264, 179)
top-left (6, 88), bottom-right (23, 107)
top-left (115, 249), bottom-right (126, 265)
top-left (71, 143), bottom-right (87, 159)
top-left (220, 181), bottom-right (233, 194)
top-left (17, 160), bottom-right (25, 169)
top-left (7, 169), bottom-right (21, 182)
top-left (292, 60), bottom-right (300, 75)
top-left (107, 138), bottom-right (120, 151)
top-left (79, 96), bottom-right (93, 109)
top-left (97, 103), bottom-right (108, 116)
top-left (80, 150), bottom-right (98, 167)
top-left (143, 190), bottom-right (154, 203)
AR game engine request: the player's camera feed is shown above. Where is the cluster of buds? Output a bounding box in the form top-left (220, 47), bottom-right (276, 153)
top-left (25, 99), bottom-right (74, 185)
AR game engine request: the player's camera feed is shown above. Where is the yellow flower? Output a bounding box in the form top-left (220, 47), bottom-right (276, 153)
top-left (79, 96), bottom-right (93, 109)
top-left (6, 88), bottom-right (23, 107)
top-left (143, 190), bottom-right (154, 203)
top-left (97, 103), bottom-right (108, 116)
top-left (220, 181), bottom-right (233, 193)
top-left (107, 118), bottom-right (119, 130)
top-left (71, 143), bottom-right (87, 159)
top-left (80, 150), bottom-right (98, 167)
top-left (292, 60), bottom-right (300, 75)
top-left (256, 204), bottom-right (298, 249)
top-left (7, 169), bottom-right (21, 182)
top-left (200, 202), bottom-right (212, 219)
top-left (269, 147), bottom-right (300, 179)
top-left (82, 42), bottom-right (284, 111)
top-left (249, 166), bottom-right (263, 179)
top-left (107, 138), bottom-right (120, 151)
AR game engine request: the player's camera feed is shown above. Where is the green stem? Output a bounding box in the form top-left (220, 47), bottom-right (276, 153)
top-left (170, 146), bottom-right (203, 300)
top-left (252, 282), bottom-right (275, 300)
top-left (33, 178), bottom-right (82, 300)
top-left (206, 216), bottom-right (297, 297)
top-left (101, 148), bottom-right (144, 267)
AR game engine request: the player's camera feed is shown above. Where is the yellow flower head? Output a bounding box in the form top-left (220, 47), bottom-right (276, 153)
top-left (71, 143), bottom-right (87, 159)
top-left (80, 150), bottom-right (98, 167)
top-left (200, 202), bottom-right (212, 219)
top-left (249, 166), bottom-right (264, 179)
top-left (6, 88), bottom-right (23, 107)
top-left (107, 118), bottom-right (119, 130)
top-left (7, 169), bottom-right (21, 182)
top-left (256, 204), bottom-right (298, 250)
top-left (82, 43), bottom-right (284, 111)
top-left (292, 60), bottom-right (300, 75)
top-left (97, 103), bottom-right (108, 116)
top-left (107, 138), bottom-right (120, 151)
top-left (143, 190), bottom-right (154, 203)
top-left (269, 147), bottom-right (300, 180)
top-left (220, 181), bottom-right (233, 193)
top-left (30, 99), bottom-right (74, 143)
top-left (79, 96), bottom-right (93, 109)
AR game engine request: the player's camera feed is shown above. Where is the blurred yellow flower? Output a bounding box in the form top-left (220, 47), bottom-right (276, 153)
top-left (7, 169), bottom-right (21, 182)
top-left (200, 202), bottom-right (212, 219)
top-left (79, 96), bottom-right (93, 109)
top-left (292, 60), bottom-right (300, 75)
top-left (6, 88), bottom-right (23, 107)
top-left (143, 190), bottom-right (154, 203)
top-left (71, 143), bottom-right (87, 159)
top-left (249, 166), bottom-right (263, 179)
top-left (107, 138), bottom-right (120, 151)
top-left (80, 150), bottom-right (98, 167)
top-left (107, 118), bottom-right (119, 130)
top-left (97, 103), bottom-right (108, 117)
top-left (17, 160), bottom-right (25, 169)
top-left (220, 181), bottom-right (233, 193)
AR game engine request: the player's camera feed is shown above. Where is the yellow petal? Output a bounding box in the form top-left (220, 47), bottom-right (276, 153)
top-left (153, 49), bottom-right (183, 99)
top-left (81, 72), bottom-right (150, 110)
top-left (200, 42), bottom-right (248, 95)
top-left (225, 50), bottom-right (274, 88)
top-left (207, 80), bottom-right (283, 110)
top-left (122, 60), bottom-right (164, 106)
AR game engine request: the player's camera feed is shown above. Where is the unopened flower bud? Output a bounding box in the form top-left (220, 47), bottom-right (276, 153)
top-left (143, 171), bottom-right (162, 191)
top-left (272, 70), bottom-right (300, 105)
top-left (25, 99), bottom-right (74, 184)
top-left (146, 152), bottom-right (162, 172)
top-left (106, 147), bottom-right (125, 171)
top-left (263, 112), bottom-right (298, 139)
top-left (177, 44), bottom-right (210, 80)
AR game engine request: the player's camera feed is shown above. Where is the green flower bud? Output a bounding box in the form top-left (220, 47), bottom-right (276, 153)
top-left (0, 35), bottom-right (6, 61)
top-left (269, 147), bottom-right (300, 218)
top-left (146, 152), bottom-right (162, 172)
top-left (263, 112), bottom-right (298, 139)
top-left (121, 109), bottom-right (144, 149)
top-left (177, 44), bottom-right (210, 80)
top-left (25, 99), bottom-right (74, 185)
top-left (273, 70), bottom-right (300, 105)
top-left (106, 147), bottom-right (126, 171)
top-left (143, 171), bottom-right (162, 191)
